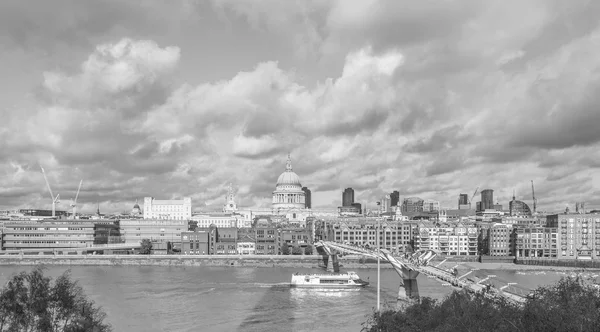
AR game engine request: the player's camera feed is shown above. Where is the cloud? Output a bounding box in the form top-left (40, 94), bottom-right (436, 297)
top-left (2, 1), bottom-right (600, 213)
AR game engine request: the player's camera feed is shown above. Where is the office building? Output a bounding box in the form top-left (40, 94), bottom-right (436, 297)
top-left (487, 223), bottom-right (513, 256)
top-left (390, 191), bottom-right (400, 207)
top-left (458, 194), bottom-right (469, 208)
top-left (342, 188), bottom-right (354, 206)
top-left (512, 226), bottom-right (558, 258)
top-left (302, 187), bottom-right (312, 209)
top-left (120, 219), bottom-right (186, 244)
top-left (481, 189), bottom-right (494, 211)
top-left (1, 220), bottom-right (95, 250)
top-left (143, 197), bottom-right (192, 220)
top-left (422, 199), bottom-right (440, 212)
top-left (401, 197), bottom-right (424, 213)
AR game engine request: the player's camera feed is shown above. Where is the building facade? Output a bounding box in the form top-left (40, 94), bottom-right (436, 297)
top-left (547, 213), bottom-right (599, 259)
top-left (302, 187), bottom-right (312, 209)
top-left (1, 220), bottom-right (95, 250)
top-left (120, 219), bottom-right (186, 244)
top-left (487, 223), bottom-right (513, 256)
top-left (401, 197), bottom-right (424, 213)
top-left (415, 223), bottom-right (478, 256)
top-left (342, 188), bottom-right (355, 207)
top-left (143, 197), bottom-right (192, 220)
top-left (481, 189), bottom-right (494, 211)
top-left (191, 214), bottom-right (237, 228)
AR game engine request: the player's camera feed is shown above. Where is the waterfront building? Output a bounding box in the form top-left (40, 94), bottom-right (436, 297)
top-left (323, 219), bottom-right (406, 252)
top-left (143, 197), bottom-right (192, 220)
top-left (1, 220), bottom-right (95, 251)
top-left (120, 219), bottom-right (186, 244)
top-left (181, 228), bottom-right (213, 255)
top-left (546, 213), bottom-right (600, 259)
top-left (214, 227), bottom-right (237, 254)
top-left (93, 220), bottom-right (121, 244)
top-left (415, 222), bottom-right (478, 256)
top-left (280, 228), bottom-right (310, 250)
top-left (237, 234), bottom-right (256, 255)
top-left (255, 220), bottom-right (280, 255)
top-left (512, 226), bottom-right (558, 258)
top-left (487, 223), bottom-right (513, 256)
top-left (342, 188), bottom-right (355, 207)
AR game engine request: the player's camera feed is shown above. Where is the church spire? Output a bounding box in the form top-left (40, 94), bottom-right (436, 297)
top-left (286, 153), bottom-right (293, 171)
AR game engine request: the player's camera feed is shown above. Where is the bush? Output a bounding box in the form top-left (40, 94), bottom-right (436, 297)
top-left (291, 245), bottom-right (303, 255)
top-left (140, 239), bottom-right (152, 254)
top-left (0, 267), bottom-right (112, 332)
top-left (304, 244), bottom-right (314, 255)
top-left (280, 242), bottom-right (290, 255)
top-left (362, 276), bottom-right (600, 332)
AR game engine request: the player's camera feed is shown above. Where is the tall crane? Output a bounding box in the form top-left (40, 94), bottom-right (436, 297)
top-left (531, 180), bottom-right (537, 215)
top-left (469, 187), bottom-right (479, 209)
top-left (40, 166), bottom-right (60, 218)
top-left (70, 180), bottom-right (83, 219)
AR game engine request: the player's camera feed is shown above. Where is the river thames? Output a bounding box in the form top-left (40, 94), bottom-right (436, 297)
top-left (0, 265), bottom-right (594, 332)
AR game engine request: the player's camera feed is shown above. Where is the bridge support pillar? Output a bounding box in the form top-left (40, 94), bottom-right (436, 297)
top-left (396, 268), bottom-right (420, 309)
top-left (326, 255), bottom-right (340, 273)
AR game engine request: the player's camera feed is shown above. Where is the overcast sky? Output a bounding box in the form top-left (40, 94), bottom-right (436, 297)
top-left (1, 0), bottom-right (600, 214)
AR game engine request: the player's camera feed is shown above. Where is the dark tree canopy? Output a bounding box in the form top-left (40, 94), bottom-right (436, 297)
top-left (362, 276), bottom-right (600, 332)
top-left (139, 239), bottom-right (152, 254)
top-left (0, 267), bottom-right (112, 332)
top-left (280, 242), bottom-right (290, 255)
top-left (291, 245), bottom-right (303, 255)
top-left (304, 244), bottom-right (314, 255)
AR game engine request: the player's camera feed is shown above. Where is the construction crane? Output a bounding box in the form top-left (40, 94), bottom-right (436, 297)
top-left (531, 180), bottom-right (537, 215)
top-left (70, 180), bottom-right (83, 219)
top-left (469, 187), bottom-right (479, 209)
top-left (40, 166), bottom-right (60, 218)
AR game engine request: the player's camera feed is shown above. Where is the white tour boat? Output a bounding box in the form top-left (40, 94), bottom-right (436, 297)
top-left (290, 271), bottom-right (369, 289)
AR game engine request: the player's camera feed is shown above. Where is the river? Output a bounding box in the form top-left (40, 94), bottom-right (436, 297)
top-left (0, 265), bottom-right (596, 332)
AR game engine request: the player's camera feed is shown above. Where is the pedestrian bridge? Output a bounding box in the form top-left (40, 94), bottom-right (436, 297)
top-left (315, 241), bottom-right (529, 305)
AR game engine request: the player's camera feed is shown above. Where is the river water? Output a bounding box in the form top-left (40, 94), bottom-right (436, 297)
top-left (0, 265), bottom-right (596, 332)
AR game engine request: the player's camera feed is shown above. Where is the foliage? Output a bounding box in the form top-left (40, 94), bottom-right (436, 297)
top-left (291, 245), bottom-right (303, 255)
top-left (362, 276), bottom-right (600, 332)
top-left (139, 239), bottom-right (152, 254)
top-left (0, 267), bottom-right (112, 332)
top-left (304, 244), bottom-right (314, 255)
top-left (280, 242), bottom-right (290, 255)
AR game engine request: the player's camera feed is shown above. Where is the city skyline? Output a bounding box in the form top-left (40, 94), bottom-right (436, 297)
top-left (1, 1), bottom-right (600, 213)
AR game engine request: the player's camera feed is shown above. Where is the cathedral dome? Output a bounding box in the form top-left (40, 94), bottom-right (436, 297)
top-left (276, 155), bottom-right (302, 188)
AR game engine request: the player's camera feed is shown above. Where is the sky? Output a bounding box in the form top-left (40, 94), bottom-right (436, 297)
top-left (1, 0), bottom-right (600, 214)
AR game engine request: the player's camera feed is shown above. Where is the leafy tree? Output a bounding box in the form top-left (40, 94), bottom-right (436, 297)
top-left (291, 245), bottom-right (303, 255)
top-left (304, 244), bottom-right (314, 255)
top-left (362, 276), bottom-right (600, 332)
top-left (139, 239), bottom-right (152, 254)
top-left (280, 242), bottom-right (290, 255)
top-left (0, 267), bottom-right (112, 332)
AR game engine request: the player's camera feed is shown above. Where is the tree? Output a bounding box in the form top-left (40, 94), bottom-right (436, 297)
top-left (140, 239), bottom-right (152, 254)
top-left (291, 244), bottom-right (303, 255)
top-left (280, 242), bottom-right (290, 255)
top-left (0, 267), bottom-right (112, 332)
top-left (361, 276), bottom-right (600, 332)
top-left (304, 244), bottom-right (314, 255)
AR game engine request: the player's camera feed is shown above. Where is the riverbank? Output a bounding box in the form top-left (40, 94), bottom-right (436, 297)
top-left (0, 255), bottom-right (597, 271)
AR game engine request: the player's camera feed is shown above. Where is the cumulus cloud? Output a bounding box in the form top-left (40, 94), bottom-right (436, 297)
top-left (2, 1), bottom-right (600, 213)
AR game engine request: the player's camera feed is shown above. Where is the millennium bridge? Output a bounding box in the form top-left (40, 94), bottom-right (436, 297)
top-left (315, 240), bottom-right (530, 306)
